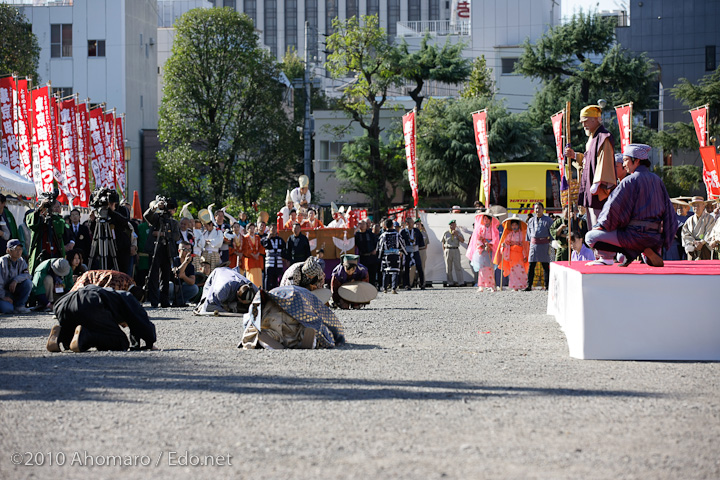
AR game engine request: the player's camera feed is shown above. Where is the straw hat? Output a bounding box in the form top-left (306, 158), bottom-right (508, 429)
top-left (337, 281), bottom-right (377, 304)
top-left (311, 287), bottom-right (332, 305)
top-left (670, 197), bottom-right (690, 207)
top-left (501, 214), bottom-right (526, 230)
top-left (690, 196), bottom-right (711, 206)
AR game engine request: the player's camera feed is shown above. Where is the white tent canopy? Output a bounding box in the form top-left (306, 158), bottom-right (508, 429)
top-left (0, 164), bottom-right (36, 198)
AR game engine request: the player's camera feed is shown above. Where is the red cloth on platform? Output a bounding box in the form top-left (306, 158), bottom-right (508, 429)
top-left (558, 260), bottom-right (720, 276)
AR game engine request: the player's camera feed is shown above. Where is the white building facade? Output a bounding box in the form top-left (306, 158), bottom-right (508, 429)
top-left (16, 0), bottom-right (159, 202)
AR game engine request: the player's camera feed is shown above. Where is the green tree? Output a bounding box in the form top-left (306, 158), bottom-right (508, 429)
top-left (516, 12), bottom-right (657, 155)
top-left (158, 8), bottom-right (299, 212)
top-left (653, 164), bottom-right (703, 198)
top-left (399, 35), bottom-right (472, 111)
top-left (0, 5), bottom-right (40, 81)
top-left (460, 55), bottom-right (494, 99)
top-left (325, 15), bottom-right (404, 218)
top-left (416, 97), bottom-right (544, 205)
top-left (655, 67), bottom-right (720, 152)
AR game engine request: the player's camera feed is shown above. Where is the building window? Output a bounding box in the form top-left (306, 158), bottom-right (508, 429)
top-left (52, 87), bottom-right (73, 98)
top-left (346, 0), bottom-right (358, 19)
top-left (51, 24), bottom-right (72, 58)
top-left (326, 0), bottom-right (338, 35)
top-left (429, 0), bottom-right (439, 20)
top-left (88, 40), bottom-right (105, 57)
top-left (319, 140), bottom-right (346, 171)
top-left (244, 0), bottom-right (257, 25)
top-left (285, 0), bottom-right (298, 52)
top-left (408, 0), bottom-right (421, 21)
top-left (223, 0), bottom-right (237, 8)
top-left (387, 0), bottom-right (400, 38)
top-left (706, 45), bottom-right (716, 71)
top-left (501, 58), bottom-right (518, 75)
top-left (265, 0), bottom-right (277, 57)
top-left (305, 0), bottom-right (318, 60)
top-left (366, 0), bottom-right (379, 17)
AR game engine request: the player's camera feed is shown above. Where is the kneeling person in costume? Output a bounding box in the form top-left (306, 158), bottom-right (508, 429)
top-left (46, 285), bottom-right (156, 352)
top-left (330, 254), bottom-right (375, 309)
top-left (240, 286), bottom-right (345, 350)
top-left (194, 267), bottom-right (258, 315)
top-left (584, 144), bottom-right (676, 267)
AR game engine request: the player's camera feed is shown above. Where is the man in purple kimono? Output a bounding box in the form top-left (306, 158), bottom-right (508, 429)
top-left (585, 144), bottom-right (676, 267)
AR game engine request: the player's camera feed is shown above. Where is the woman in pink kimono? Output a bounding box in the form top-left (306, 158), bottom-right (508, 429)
top-left (467, 211), bottom-right (500, 292)
top-left (494, 216), bottom-right (530, 291)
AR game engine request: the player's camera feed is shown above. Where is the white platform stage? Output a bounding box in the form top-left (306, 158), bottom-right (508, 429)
top-left (547, 260), bottom-right (720, 360)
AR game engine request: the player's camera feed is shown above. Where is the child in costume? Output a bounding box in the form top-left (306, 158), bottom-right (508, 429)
top-left (494, 216), bottom-right (530, 291)
top-left (467, 211), bottom-right (500, 292)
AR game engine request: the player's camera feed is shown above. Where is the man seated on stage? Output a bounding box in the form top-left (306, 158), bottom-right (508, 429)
top-left (194, 267), bottom-right (258, 315)
top-left (585, 144), bottom-right (676, 267)
top-left (330, 254), bottom-right (372, 309)
top-left (70, 269), bottom-right (143, 300)
top-left (46, 285), bottom-right (156, 352)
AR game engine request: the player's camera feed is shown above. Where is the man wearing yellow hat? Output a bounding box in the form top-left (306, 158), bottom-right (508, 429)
top-left (565, 105), bottom-right (618, 264)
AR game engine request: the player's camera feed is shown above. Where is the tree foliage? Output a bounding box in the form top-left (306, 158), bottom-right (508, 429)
top-left (653, 164), bottom-right (703, 198)
top-left (416, 97), bottom-right (544, 205)
top-left (655, 67), bottom-right (720, 152)
top-left (325, 15), bottom-right (404, 218)
top-left (399, 36), bottom-right (472, 110)
top-left (0, 5), bottom-right (40, 82)
top-left (158, 8), bottom-right (299, 212)
top-left (460, 55), bottom-right (494, 99)
top-left (516, 12), bottom-right (657, 155)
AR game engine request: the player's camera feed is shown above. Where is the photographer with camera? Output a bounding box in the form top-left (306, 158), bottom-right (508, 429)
top-left (87, 188), bottom-right (132, 273)
top-left (143, 196), bottom-right (180, 308)
top-left (26, 191), bottom-right (66, 275)
top-left (169, 241), bottom-right (198, 307)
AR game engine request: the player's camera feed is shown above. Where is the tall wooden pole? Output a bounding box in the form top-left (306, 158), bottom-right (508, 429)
top-left (565, 101), bottom-right (572, 264)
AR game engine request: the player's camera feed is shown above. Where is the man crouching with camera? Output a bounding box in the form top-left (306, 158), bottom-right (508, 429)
top-left (143, 196), bottom-right (180, 308)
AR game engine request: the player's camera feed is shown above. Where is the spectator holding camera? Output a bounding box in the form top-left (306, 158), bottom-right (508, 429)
top-left (26, 192), bottom-right (66, 275)
top-left (143, 196), bottom-right (181, 308)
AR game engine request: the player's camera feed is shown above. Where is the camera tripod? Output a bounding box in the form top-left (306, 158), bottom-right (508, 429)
top-left (88, 210), bottom-right (118, 271)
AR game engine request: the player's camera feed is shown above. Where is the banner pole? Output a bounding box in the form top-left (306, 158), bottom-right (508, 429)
top-left (565, 101), bottom-right (572, 265)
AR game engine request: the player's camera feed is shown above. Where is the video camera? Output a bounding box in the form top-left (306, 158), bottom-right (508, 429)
top-left (90, 187), bottom-right (120, 219)
top-left (37, 191), bottom-right (58, 213)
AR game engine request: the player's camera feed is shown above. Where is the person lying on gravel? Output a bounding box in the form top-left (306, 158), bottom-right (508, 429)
top-left (240, 285), bottom-right (345, 349)
top-left (193, 267), bottom-right (257, 315)
top-left (46, 285), bottom-right (156, 352)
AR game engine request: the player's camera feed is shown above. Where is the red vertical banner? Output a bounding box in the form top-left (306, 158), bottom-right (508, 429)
top-left (58, 98), bottom-right (79, 201)
top-left (690, 106), bottom-right (708, 148)
top-left (699, 146), bottom-right (720, 199)
top-left (550, 110), bottom-right (567, 189)
top-left (402, 110), bottom-right (418, 208)
top-left (615, 103), bottom-right (633, 154)
top-left (114, 116), bottom-right (126, 197)
top-left (0, 77), bottom-right (22, 174)
top-left (49, 95), bottom-right (68, 203)
top-left (15, 78), bottom-right (33, 182)
top-left (472, 110), bottom-right (491, 204)
top-left (103, 112), bottom-right (116, 190)
top-left (31, 86), bottom-right (55, 194)
top-left (89, 107), bottom-right (107, 188)
top-left (76, 103), bottom-right (90, 207)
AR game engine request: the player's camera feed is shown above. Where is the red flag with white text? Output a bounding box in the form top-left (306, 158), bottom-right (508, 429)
top-left (691, 106), bottom-right (708, 148)
top-left (31, 86), bottom-right (55, 195)
top-left (15, 78), bottom-right (33, 182)
top-left (402, 110), bottom-right (418, 207)
top-left (615, 103), bottom-right (633, 154)
top-left (89, 107), bottom-right (108, 188)
top-left (76, 103), bottom-right (90, 207)
top-left (699, 146), bottom-right (720, 199)
top-left (114, 116), bottom-right (126, 197)
top-left (58, 98), bottom-right (79, 201)
top-left (472, 110), bottom-right (491, 204)
top-left (550, 111), bottom-right (568, 190)
top-left (0, 77), bottom-right (22, 175)
top-left (103, 112), bottom-right (116, 190)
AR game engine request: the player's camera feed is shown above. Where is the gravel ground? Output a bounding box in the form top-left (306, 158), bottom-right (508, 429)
top-left (0, 286), bottom-right (719, 480)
